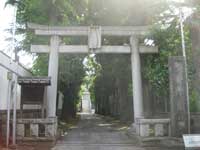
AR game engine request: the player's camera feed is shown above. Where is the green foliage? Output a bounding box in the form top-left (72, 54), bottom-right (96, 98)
top-left (32, 54), bottom-right (48, 76)
top-left (143, 18), bottom-right (199, 112)
top-left (58, 54), bottom-right (85, 120)
top-left (190, 90), bottom-right (200, 112)
top-left (143, 21), bottom-right (181, 97)
top-left (81, 54), bottom-right (101, 103)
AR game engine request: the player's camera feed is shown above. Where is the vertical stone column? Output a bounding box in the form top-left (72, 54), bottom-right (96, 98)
top-left (130, 36), bottom-right (144, 122)
top-left (47, 36), bottom-right (60, 117)
top-left (169, 56), bottom-right (190, 137)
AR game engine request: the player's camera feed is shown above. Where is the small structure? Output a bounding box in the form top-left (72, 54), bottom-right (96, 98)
top-left (82, 89), bottom-right (92, 113)
top-left (18, 77), bottom-right (50, 118)
top-left (17, 77), bottom-right (57, 141)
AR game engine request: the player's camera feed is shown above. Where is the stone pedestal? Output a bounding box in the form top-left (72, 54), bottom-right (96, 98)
top-left (135, 119), bottom-right (170, 137)
top-left (17, 117), bottom-right (57, 141)
top-left (82, 90), bottom-right (92, 113)
top-left (169, 56), bottom-right (190, 137)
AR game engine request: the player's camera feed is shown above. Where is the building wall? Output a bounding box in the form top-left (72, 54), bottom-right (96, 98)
top-left (0, 51), bottom-right (32, 111)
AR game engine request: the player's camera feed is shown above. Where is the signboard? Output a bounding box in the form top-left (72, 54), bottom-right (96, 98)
top-left (183, 134), bottom-right (200, 148)
top-left (21, 85), bottom-right (44, 104)
top-left (7, 71), bottom-right (13, 80)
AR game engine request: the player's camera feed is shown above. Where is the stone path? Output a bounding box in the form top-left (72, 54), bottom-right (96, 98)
top-left (52, 113), bottom-right (183, 150)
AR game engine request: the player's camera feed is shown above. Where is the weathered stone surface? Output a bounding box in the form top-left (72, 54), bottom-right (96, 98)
top-left (47, 36), bottom-right (60, 118)
top-left (16, 117), bottom-right (57, 140)
top-left (88, 26), bottom-right (101, 49)
top-left (191, 113), bottom-right (200, 133)
top-left (45, 117), bottom-right (57, 137)
top-left (140, 124), bottom-right (150, 137)
top-left (169, 56), bottom-right (190, 137)
top-left (130, 36), bottom-right (144, 122)
top-left (17, 118), bottom-right (57, 124)
top-left (45, 124), bottom-right (55, 137)
top-left (30, 124), bottom-right (38, 137)
top-left (155, 124), bottom-right (164, 137)
top-left (138, 119), bottom-right (170, 124)
top-left (28, 23), bottom-right (150, 36)
top-left (190, 16), bottom-right (200, 111)
top-left (17, 124), bottom-right (24, 137)
top-left (136, 119), bottom-right (170, 137)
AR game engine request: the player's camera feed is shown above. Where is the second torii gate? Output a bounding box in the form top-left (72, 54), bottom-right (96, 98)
top-left (28, 23), bottom-right (158, 131)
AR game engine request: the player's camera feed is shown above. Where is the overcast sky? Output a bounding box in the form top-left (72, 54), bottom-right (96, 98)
top-left (0, 0), bottom-right (14, 53)
top-left (0, 0), bottom-right (34, 68)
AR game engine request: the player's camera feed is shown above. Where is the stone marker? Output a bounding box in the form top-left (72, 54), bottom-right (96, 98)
top-left (169, 56), bottom-right (190, 137)
top-left (82, 89), bottom-right (92, 113)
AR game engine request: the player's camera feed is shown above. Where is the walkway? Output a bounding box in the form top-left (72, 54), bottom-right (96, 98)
top-left (52, 113), bottom-right (182, 150)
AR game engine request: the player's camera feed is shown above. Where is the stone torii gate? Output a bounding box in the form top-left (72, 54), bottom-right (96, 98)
top-left (28, 23), bottom-right (158, 133)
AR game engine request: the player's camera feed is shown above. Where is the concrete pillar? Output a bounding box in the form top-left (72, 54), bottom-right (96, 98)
top-left (47, 36), bottom-right (60, 117)
top-left (130, 36), bottom-right (144, 122)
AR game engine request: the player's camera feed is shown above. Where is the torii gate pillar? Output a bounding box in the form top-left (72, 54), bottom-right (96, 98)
top-left (47, 36), bottom-right (60, 117)
top-left (130, 36), bottom-right (144, 124)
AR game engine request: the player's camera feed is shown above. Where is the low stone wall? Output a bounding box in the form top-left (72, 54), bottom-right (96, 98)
top-left (0, 109), bottom-right (44, 140)
top-left (191, 113), bottom-right (200, 133)
top-left (149, 113), bottom-right (200, 134)
top-left (17, 117), bottom-right (57, 141)
top-left (136, 118), bottom-right (171, 137)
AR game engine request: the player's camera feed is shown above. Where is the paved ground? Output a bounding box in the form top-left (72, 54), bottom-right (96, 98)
top-left (52, 113), bottom-right (183, 150)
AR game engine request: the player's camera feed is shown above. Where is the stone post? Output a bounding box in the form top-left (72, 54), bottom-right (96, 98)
top-left (82, 90), bottom-right (92, 113)
top-left (130, 36), bottom-right (144, 123)
top-left (47, 36), bottom-right (60, 117)
top-left (169, 56), bottom-right (190, 137)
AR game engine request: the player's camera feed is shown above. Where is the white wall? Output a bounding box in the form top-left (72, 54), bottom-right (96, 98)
top-left (0, 51), bottom-right (32, 110)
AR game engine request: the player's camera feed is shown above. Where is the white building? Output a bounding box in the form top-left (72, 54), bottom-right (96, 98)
top-left (0, 51), bottom-right (31, 111)
top-left (0, 51), bottom-right (32, 144)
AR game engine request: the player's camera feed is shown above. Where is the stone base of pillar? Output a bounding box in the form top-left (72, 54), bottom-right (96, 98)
top-left (45, 117), bottom-right (58, 139)
top-left (130, 118), bottom-right (171, 137)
